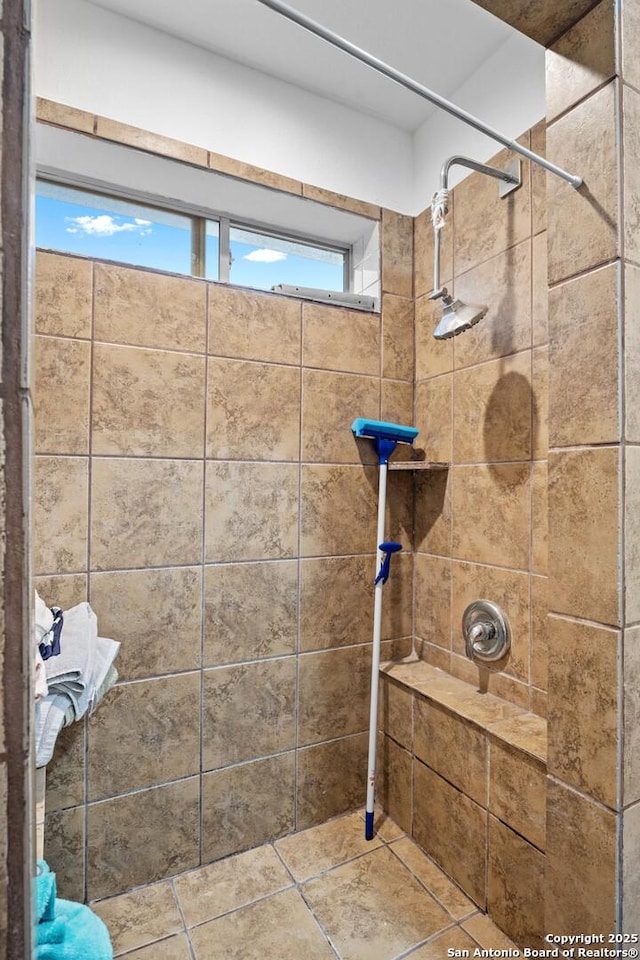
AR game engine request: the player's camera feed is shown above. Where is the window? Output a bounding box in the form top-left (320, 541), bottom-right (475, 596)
top-left (36, 179), bottom-right (349, 295)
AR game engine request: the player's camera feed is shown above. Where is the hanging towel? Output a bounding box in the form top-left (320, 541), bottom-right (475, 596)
top-left (44, 603), bottom-right (98, 719)
top-left (35, 861), bottom-right (113, 960)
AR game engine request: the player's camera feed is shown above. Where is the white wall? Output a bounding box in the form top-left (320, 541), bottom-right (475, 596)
top-left (413, 34), bottom-right (545, 213)
top-left (35, 0), bottom-right (415, 212)
top-left (35, 0), bottom-right (545, 215)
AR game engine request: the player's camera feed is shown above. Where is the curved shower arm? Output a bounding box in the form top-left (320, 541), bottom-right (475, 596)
top-left (430, 155), bottom-right (521, 301)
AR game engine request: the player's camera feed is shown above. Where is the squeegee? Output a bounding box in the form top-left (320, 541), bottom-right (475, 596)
top-left (351, 418), bottom-right (419, 840)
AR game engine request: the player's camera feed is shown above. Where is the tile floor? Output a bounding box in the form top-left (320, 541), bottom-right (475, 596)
top-left (92, 809), bottom-right (518, 960)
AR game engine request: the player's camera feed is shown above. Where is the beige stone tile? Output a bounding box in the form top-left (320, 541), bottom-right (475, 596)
top-left (546, 0), bottom-right (616, 123)
top-left (469, 0), bottom-right (597, 46)
top-left (386, 470), bottom-right (414, 547)
top-left (91, 458), bottom-right (203, 569)
top-left (626, 446), bottom-right (640, 623)
top-left (414, 554), bottom-right (451, 651)
top-left (451, 563), bottom-right (530, 682)
top-left (33, 456), bottom-right (88, 575)
top-left (297, 733), bottom-right (368, 829)
top-left (45, 721), bottom-right (85, 812)
top-left (532, 231), bottom-right (548, 346)
top-left (414, 469), bottom-right (452, 557)
top-left (624, 626), bottom-right (640, 804)
top-left (35, 251), bottom-right (92, 338)
top-left (189, 887), bottom-right (335, 960)
top-left (549, 264), bottom-right (620, 446)
top-left (174, 844), bottom-right (292, 927)
top-left (548, 615), bottom-right (619, 808)
top-left (301, 183), bottom-right (380, 218)
top-left (92, 882), bottom-right (182, 957)
top-left (300, 464), bottom-right (377, 557)
top-left (209, 152), bottom-right (302, 194)
top-left (382, 294), bottom-right (414, 381)
top-left (358, 807), bottom-right (405, 842)
top-left (409, 929), bottom-right (478, 960)
top-left (547, 82), bottom-right (618, 285)
top-left (533, 461), bottom-right (548, 575)
top-left (415, 375), bottom-right (452, 464)
top-left (453, 139), bottom-right (531, 278)
top-left (90, 567), bottom-right (201, 680)
top-left (203, 658), bottom-right (295, 769)
top-left (449, 655), bottom-right (531, 712)
top-left (275, 812), bottom-right (381, 882)
top-left (488, 818), bottom-right (544, 948)
top-left (202, 753), bottom-right (295, 861)
top-left (624, 85), bottom-right (640, 267)
top-left (548, 447), bottom-right (620, 624)
top-left (380, 678), bottom-right (413, 750)
top-left (415, 699), bottom-right (487, 805)
top-left (208, 285), bottom-right (300, 364)
top-left (95, 116), bottom-right (208, 166)
top-left (205, 560), bottom-right (296, 665)
top-left (454, 353), bottom-right (532, 463)
top-left (37, 98), bottom-right (94, 132)
top-left (623, 802), bottom-right (640, 934)
top-left (415, 640), bottom-right (451, 671)
top-left (453, 240), bottom-right (532, 370)
top-left (208, 358), bottom-right (300, 461)
top-left (489, 741), bottom-right (546, 850)
top-left (532, 575), bottom-right (548, 691)
top-left (205, 461), bottom-right (298, 562)
top-left (413, 761), bottom-right (487, 906)
top-left (462, 912), bottom-right (518, 949)
top-left (34, 336), bottom-right (91, 454)
top-left (489, 712), bottom-right (547, 761)
top-left (44, 806), bottom-right (85, 902)
top-left (303, 845), bottom-right (450, 960)
top-left (94, 263), bottom-right (206, 352)
top-left (302, 369), bottom-right (379, 464)
top-left (545, 778), bottom-right (617, 934)
top-left (532, 347), bottom-right (548, 459)
top-left (416, 676), bottom-right (524, 729)
top-left (302, 302), bottom-right (380, 375)
top-left (34, 573), bottom-right (87, 609)
top-left (298, 645), bottom-right (370, 746)
top-left (625, 264), bottom-right (640, 443)
top-left (382, 209), bottom-right (413, 298)
top-left (532, 688), bottom-right (548, 718)
top-left (415, 290), bottom-right (454, 381)
top-left (92, 343), bottom-right (206, 457)
top-left (531, 121), bottom-right (547, 238)
top-left (381, 379), bottom-right (413, 430)
top-left (376, 735), bottom-right (413, 833)
top-left (390, 836), bottom-right (475, 920)
top-left (88, 673), bottom-right (200, 801)
top-left (300, 555), bottom-right (373, 650)
top-left (122, 934), bottom-right (191, 960)
top-left (380, 660), bottom-right (448, 691)
top-left (623, 0), bottom-right (640, 89)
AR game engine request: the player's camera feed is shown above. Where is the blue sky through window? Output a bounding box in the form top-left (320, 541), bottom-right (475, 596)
top-left (228, 226), bottom-right (345, 291)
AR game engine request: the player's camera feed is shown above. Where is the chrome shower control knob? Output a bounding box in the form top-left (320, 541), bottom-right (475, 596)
top-left (463, 600), bottom-right (510, 664)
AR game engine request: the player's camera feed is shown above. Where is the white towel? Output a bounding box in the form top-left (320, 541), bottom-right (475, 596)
top-left (34, 592), bottom-right (52, 701)
top-left (44, 602), bottom-right (98, 719)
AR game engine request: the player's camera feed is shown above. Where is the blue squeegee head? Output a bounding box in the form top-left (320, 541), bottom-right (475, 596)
top-left (351, 418), bottom-right (419, 444)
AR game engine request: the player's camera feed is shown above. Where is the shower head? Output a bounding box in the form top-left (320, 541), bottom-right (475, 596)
top-left (433, 294), bottom-right (488, 340)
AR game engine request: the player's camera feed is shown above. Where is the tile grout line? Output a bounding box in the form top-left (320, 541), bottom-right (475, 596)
top-left (198, 284), bottom-right (210, 869)
top-left (295, 299), bottom-right (303, 834)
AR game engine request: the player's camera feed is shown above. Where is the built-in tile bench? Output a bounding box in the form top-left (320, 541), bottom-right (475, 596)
top-left (378, 659), bottom-right (547, 949)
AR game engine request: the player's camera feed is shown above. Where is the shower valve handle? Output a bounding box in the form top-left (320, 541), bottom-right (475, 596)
top-left (466, 621), bottom-right (494, 659)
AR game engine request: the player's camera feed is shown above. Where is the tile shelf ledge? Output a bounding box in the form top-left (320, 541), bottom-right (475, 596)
top-left (380, 658), bottom-right (547, 764)
top-left (388, 460), bottom-right (450, 471)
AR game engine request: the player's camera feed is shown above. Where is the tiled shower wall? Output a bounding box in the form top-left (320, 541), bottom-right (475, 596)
top-left (32, 203), bottom-right (415, 900)
top-left (411, 120), bottom-right (548, 715)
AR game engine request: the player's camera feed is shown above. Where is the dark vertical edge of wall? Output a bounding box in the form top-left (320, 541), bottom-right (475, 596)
top-left (2, 0), bottom-right (32, 957)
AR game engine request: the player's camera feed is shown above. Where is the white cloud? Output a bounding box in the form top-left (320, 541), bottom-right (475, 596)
top-left (243, 248), bottom-right (287, 263)
top-left (64, 215), bottom-right (153, 238)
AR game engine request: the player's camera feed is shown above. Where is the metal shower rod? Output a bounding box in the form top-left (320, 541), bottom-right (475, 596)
top-left (255, 0), bottom-right (582, 189)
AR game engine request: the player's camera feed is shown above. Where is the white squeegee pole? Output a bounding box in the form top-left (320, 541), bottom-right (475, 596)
top-left (365, 459), bottom-right (388, 840)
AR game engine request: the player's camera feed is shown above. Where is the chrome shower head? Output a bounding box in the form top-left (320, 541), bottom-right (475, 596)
top-left (433, 294), bottom-right (488, 340)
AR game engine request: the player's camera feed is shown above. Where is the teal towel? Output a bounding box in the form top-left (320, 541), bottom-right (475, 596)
top-left (34, 861), bottom-right (113, 960)
top-left (35, 861), bottom-right (56, 923)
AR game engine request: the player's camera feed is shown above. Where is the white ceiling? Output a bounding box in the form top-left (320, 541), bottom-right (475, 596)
top-left (86, 0), bottom-right (529, 132)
